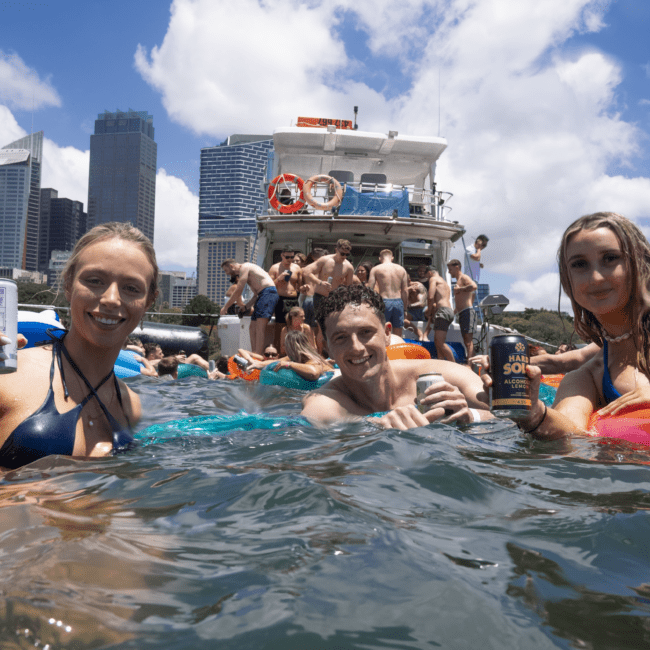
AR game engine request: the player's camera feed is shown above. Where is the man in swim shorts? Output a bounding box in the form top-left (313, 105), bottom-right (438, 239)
top-left (221, 260), bottom-right (278, 355)
top-left (269, 245), bottom-right (303, 349)
top-left (367, 250), bottom-right (409, 338)
top-left (423, 270), bottom-right (455, 362)
top-left (302, 240), bottom-right (355, 311)
top-left (447, 259), bottom-right (477, 362)
top-left (301, 285), bottom-right (491, 430)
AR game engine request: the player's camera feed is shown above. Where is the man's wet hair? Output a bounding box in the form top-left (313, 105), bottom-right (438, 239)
top-left (158, 356), bottom-right (179, 377)
top-left (216, 355), bottom-right (229, 374)
top-left (144, 343), bottom-right (161, 358)
top-left (315, 285), bottom-right (385, 339)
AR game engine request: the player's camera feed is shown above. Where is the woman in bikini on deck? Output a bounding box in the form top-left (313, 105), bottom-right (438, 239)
top-left (483, 212), bottom-right (650, 440)
top-left (0, 222), bottom-right (158, 469)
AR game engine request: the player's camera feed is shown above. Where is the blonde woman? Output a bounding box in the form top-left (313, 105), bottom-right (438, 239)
top-left (280, 306), bottom-right (316, 355)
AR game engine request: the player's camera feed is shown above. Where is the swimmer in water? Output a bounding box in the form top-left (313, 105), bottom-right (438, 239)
top-left (275, 330), bottom-right (334, 382)
top-left (480, 212), bottom-right (650, 440)
top-left (301, 285), bottom-right (492, 430)
top-left (0, 222), bottom-right (159, 469)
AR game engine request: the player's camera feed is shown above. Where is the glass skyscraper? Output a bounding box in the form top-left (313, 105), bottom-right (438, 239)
top-left (87, 109), bottom-right (157, 242)
top-left (0, 131), bottom-right (43, 270)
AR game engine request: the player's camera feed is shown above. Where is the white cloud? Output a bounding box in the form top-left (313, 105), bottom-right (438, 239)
top-left (0, 51), bottom-right (61, 110)
top-left (41, 141), bottom-right (89, 205)
top-left (0, 105), bottom-right (26, 146)
top-left (134, 0), bottom-right (390, 137)
top-left (154, 169), bottom-right (199, 268)
top-left (508, 273), bottom-right (572, 312)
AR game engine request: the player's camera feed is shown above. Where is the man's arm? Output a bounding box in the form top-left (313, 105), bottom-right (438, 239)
top-left (400, 269), bottom-right (409, 310)
top-left (411, 287), bottom-right (427, 309)
top-left (302, 259), bottom-right (324, 286)
top-left (221, 269), bottom-right (249, 314)
top-left (454, 274), bottom-right (477, 293)
top-left (343, 262), bottom-right (354, 286)
top-left (531, 342), bottom-right (599, 374)
top-left (368, 267), bottom-right (377, 292)
top-left (469, 247), bottom-right (481, 261)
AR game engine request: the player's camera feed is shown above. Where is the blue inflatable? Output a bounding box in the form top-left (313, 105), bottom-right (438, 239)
top-left (259, 362), bottom-right (333, 391)
top-left (114, 349), bottom-right (143, 378)
top-left (18, 310), bottom-right (65, 348)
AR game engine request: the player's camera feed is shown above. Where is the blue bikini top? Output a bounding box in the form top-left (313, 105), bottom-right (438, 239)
top-left (0, 333), bottom-right (134, 470)
top-left (602, 339), bottom-right (622, 405)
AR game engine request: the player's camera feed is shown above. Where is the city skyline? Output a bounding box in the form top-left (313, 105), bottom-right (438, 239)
top-left (1, 0), bottom-right (649, 310)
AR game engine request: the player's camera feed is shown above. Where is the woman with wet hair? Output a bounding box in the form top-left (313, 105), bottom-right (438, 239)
top-left (280, 306), bottom-right (316, 355)
top-left (275, 330), bottom-right (334, 382)
top-left (483, 212), bottom-right (650, 440)
top-left (0, 222), bottom-right (159, 468)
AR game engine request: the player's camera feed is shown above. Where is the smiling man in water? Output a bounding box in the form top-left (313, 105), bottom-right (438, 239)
top-left (301, 285), bottom-right (491, 429)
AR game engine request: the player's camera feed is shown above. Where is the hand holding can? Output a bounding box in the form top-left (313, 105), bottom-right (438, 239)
top-left (0, 279), bottom-right (18, 374)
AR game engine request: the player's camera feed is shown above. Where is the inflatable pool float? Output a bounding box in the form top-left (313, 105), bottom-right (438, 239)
top-left (588, 404), bottom-right (650, 446)
top-left (401, 338), bottom-right (464, 363)
top-left (177, 363), bottom-right (208, 379)
top-left (114, 349), bottom-right (143, 378)
top-left (18, 310), bottom-right (65, 348)
top-left (228, 356), bottom-right (261, 381)
top-left (541, 374), bottom-right (564, 389)
top-left (387, 342), bottom-right (431, 360)
top-left (259, 362), bottom-right (334, 391)
top-left (138, 412), bottom-right (310, 440)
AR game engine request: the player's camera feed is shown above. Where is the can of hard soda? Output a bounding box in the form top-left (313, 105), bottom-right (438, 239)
top-left (416, 372), bottom-right (444, 414)
top-left (489, 334), bottom-right (531, 420)
top-left (0, 279), bottom-right (18, 374)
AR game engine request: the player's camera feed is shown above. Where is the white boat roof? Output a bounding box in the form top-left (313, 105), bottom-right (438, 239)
top-left (273, 127), bottom-right (447, 186)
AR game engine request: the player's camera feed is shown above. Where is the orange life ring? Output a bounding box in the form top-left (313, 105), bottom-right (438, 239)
top-left (303, 175), bottom-right (343, 211)
top-left (541, 374), bottom-right (564, 388)
top-left (386, 343), bottom-right (431, 360)
top-left (227, 356), bottom-right (261, 382)
top-left (587, 403), bottom-right (650, 446)
top-left (268, 174), bottom-right (306, 214)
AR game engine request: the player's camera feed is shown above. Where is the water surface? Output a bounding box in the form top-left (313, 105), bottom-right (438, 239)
top-left (1, 376), bottom-right (649, 649)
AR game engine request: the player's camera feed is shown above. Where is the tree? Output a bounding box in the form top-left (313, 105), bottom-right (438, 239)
top-left (182, 294), bottom-right (220, 328)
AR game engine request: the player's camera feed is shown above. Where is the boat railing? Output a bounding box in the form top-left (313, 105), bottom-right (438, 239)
top-left (264, 180), bottom-right (453, 222)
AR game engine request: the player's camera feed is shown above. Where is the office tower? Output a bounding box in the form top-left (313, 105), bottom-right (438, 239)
top-left (158, 271), bottom-right (197, 309)
top-left (0, 131), bottom-right (43, 270)
top-left (87, 109), bottom-right (157, 241)
top-left (197, 134), bottom-right (272, 303)
top-left (40, 189), bottom-right (87, 271)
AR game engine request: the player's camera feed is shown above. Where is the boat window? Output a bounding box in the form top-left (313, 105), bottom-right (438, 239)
top-left (360, 173), bottom-right (387, 193)
top-left (328, 170), bottom-right (354, 185)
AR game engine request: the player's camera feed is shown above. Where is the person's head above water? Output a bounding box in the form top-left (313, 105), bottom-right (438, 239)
top-left (285, 306), bottom-right (305, 329)
top-left (62, 221), bottom-right (159, 304)
top-left (315, 285), bottom-right (385, 340)
top-left (558, 211), bottom-right (650, 349)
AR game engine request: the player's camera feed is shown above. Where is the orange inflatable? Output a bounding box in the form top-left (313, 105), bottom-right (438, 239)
top-left (541, 374), bottom-right (564, 389)
top-left (268, 174), bottom-right (306, 214)
top-left (227, 356), bottom-right (261, 382)
top-left (587, 404), bottom-right (650, 445)
top-left (386, 343), bottom-right (431, 360)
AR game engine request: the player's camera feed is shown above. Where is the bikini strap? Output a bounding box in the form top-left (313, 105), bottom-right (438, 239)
top-left (58, 341), bottom-right (121, 424)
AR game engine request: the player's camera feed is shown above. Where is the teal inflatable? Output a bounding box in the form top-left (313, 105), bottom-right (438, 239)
top-left (138, 412), bottom-right (310, 442)
top-left (259, 362), bottom-right (333, 391)
top-left (177, 363), bottom-right (208, 379)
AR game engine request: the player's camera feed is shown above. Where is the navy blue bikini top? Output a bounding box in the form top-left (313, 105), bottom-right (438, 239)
top-left (602, 339), bottom-right (622, 405)
top-left (0, 334), bottom-right (135, 470)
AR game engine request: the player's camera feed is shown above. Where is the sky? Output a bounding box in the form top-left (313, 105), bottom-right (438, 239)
top-left (1, 0), bottom-right (649, 311)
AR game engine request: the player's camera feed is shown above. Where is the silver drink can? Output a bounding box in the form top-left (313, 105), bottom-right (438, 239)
top-left (416, 372), bottom-right (444, 413)
top-left (0, 279), bottom-right (18, 374)
top-left (209, 359), bottom-right (216, 373)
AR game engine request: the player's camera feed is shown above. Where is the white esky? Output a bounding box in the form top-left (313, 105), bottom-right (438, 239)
top-left (2, 0), bottom-right (649, 312)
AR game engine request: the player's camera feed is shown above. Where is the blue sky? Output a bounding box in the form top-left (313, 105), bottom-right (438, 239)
top-left (1, 0), bottom-right (649, 310)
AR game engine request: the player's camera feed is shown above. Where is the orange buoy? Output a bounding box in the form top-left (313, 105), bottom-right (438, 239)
top-left (227, 356), bottom-right (261, 382)
top-left (268, 174), bottom-right (306, 214)
top-left (386, 343), bottom-right (431, 360)
top-left (303, 175), bottom-right (343, 211)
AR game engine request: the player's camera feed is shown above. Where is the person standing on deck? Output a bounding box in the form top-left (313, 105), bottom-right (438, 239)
top-left (447, 259), bottom-right (477, 362)
top-left (423, 271), bottom-right (455, 362)
top-left (302, 240), bottom-right (355, 311)
top-left (465, 235), bottom-right (488, 282)
top-left (220, 261), bottom-right (278, 355)
top-left (269, 245), bottom-right (303, 349)
top-left (367, 250), bottom-right (409, 338)
top-left (299, 247), bottom-right (327, 327)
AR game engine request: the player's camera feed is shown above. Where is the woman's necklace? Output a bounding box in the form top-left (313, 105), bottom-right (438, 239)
top-left (603, 330), bottom-right (632, 343)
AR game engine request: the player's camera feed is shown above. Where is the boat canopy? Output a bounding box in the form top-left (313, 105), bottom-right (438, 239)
top-left (273, 127), bottom-right (447, 187)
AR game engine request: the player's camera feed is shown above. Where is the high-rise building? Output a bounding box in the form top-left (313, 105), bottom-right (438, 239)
top-left (1, 131), bottom-right (43, 270)
top-left (197, 135), bottom-right (272, 302)
top-left (87, 109), bottom-right (157, 241)
top-left (38, 188), bottom-right (57, 271)
top-left (158, 271), bottom-right (197, 309)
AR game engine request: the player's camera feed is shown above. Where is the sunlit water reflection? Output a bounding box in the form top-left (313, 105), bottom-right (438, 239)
top-left (1, 376), bottom-right (650, 649)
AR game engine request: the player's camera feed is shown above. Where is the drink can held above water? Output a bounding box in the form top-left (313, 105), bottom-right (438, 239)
top-left (0, 279), bottom-right (18, 374)
top-left (489, 333), bottom-right (531, 420)
top-left (416, 372), bottom-right (444, 414)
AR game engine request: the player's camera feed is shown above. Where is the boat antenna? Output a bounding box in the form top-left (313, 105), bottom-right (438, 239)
top-left (438, 68), bottom-right (441, 137)
top-left (353, 106), bottom-right (358, 130)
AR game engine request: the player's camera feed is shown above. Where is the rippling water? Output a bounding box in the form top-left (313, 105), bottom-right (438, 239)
top-left (2, 376), bottom-right (650, 649)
